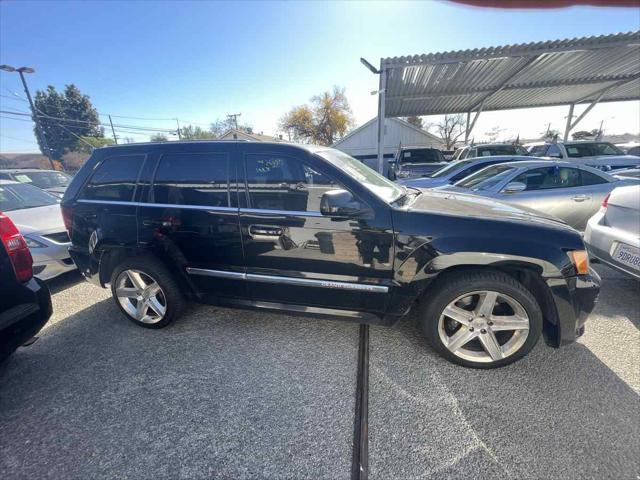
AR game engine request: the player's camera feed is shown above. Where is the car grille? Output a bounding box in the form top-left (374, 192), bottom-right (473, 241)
top-left (43, 231), bottom-right (70, 244)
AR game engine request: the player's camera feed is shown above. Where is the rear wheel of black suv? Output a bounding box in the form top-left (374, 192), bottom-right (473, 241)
top-left (110, 256), bottom-right (185, 329)
top-left (419, 270), bottom-right (543, 369)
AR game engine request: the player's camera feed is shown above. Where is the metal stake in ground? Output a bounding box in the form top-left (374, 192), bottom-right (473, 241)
top-left (352, 324), bottom-right (369, 480)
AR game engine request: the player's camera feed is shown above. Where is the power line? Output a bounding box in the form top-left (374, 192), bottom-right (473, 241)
top-left (0, 114), bottom-right (34, 123)
top-left (0, 134), bottom-right (39, 145)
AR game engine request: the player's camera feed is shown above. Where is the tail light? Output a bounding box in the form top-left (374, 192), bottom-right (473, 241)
top-left (61, 205), bottom-right (73, 240)
top-left (601, 193), bottom-right (611, 209)
top-left (0, 212), bottom-right (34, 283)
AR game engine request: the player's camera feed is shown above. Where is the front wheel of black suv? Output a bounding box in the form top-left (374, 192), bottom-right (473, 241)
top-left (110, 256), bottom-right (185, 329)
top-left (419, 270), bottom-right (543, 369)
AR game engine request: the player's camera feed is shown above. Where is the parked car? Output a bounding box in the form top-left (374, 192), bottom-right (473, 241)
top-left (0, 168), bottom-right (72, 197)
top-left (613, 167), bottom-right (640, 181)
top-left (615, 142), bottom-right (640, 155)
top-left (584, 185), bottom-right (640, 280)
top-left (62, 141), bottom-right (600, 368)
top-left (393, 147), bottom-right (448, 180)
top-left (0, 181), bottom-right (75, 280)
top-left (399, 155), bottom-right (534, 189)
top-left (0, 212), bottom-right (52, 363)
top-left (524, 141), bottom-right (640, 171)
top-left (451, 143), bottom-right (529, 161)
top-left (440, 160), bottom-right (637, 231)
top-left (627, 146), bottom-right (640, 157)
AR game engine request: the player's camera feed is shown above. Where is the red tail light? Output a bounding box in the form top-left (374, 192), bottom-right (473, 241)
top-left (602, 193), bottom-right (611, 209)
top-left (61, 205), bottom-right (73, 240)
top-left (0, 212), bottom-right (34, 283)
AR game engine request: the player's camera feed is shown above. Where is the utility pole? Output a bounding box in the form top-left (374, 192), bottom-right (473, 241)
top-left (175, 118), bottom-right (182, 140)
top-left (0, 64), bottom-right (56, 170)
top-left (227, 113), bottom-right (241, 130)
top-left (108, 115), bottom-right (118, 144)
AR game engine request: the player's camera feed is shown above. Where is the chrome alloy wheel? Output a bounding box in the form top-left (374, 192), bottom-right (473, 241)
top-left (438, 290), bottom-right (530, 363)
top-left (115, 269), bottom-right (167, 324)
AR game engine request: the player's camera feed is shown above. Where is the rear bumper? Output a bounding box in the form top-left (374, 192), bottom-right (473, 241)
top-left (69, 246), bottom-right (103, 286)
top-left (0, 277), bottom-right (52, 361)
top-left (584, 211), bottom-right (640, 279)
top-left (545, 267), bottom-right (601, 346)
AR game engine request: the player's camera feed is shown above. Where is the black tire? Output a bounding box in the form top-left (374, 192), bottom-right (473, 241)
top-left (109, 255), bottom-right (185, 329)
top-left (418, 270), bottom-right (543, 369)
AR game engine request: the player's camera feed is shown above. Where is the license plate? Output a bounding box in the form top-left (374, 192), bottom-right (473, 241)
top-left (613, 243), bottom-right (640, 271)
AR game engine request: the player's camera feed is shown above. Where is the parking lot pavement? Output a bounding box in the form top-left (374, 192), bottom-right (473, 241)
top-left (1, 265), bottom-right (638, 479)
top-left (0, 274), bottom-right (359, 479)
top-left (368, 264), bottom-right (640, 480)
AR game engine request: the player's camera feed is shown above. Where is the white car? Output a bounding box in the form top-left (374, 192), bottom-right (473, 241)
top-left (0, 180), bottom-right (76, 280)
top-left (584, 184), bottom-right (640, 279)
top-left (524, 141), bottom-right (640, 171)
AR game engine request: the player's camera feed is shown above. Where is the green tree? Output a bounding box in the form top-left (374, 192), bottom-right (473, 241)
top-left (34, 84), bottom-right (103, 162)
top-left (179, 125), bottom-right (217, 140)
top-left (279, 86), bottom-right (353, 145)
top-left (404, 116), bottom-right (424, 129)
top-left (150, 133), bottom-right (168, 142)
top-left (77, 136), bottom-right (114, 153)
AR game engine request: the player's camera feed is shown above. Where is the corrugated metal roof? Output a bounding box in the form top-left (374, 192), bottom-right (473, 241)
top-left (380, 31), bottom-right (640, 117)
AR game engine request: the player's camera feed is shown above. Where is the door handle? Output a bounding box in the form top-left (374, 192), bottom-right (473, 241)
top-left (143, 219), bottom-right (174, 228)
top-left (571, 195), bottom-right (588, 202)
top-left (82, 214), bottom-right (97, 220)
top-left (249, 225), bottom-right (283, 237)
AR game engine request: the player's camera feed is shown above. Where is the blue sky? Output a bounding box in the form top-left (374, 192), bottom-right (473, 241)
top-left (1, 0), bottom-right (639, 152)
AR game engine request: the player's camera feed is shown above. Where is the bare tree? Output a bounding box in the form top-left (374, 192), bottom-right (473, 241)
top-left (432, 114), bottom-right (465, 149)
top-left (485, 125), bottom-right (506, 143)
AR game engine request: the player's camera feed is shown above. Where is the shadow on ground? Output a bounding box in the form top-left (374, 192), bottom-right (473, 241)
top-left (0, 299), bottom-right (359, 479)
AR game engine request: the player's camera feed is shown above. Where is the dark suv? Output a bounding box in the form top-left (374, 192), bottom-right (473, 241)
top-left (62, 141), bottom-right (600, 368)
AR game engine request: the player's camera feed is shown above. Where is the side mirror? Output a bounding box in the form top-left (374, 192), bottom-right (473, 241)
top-left (320, 189), bottom-right (370, 218)
top-left (502, 181), bottom-right (527, 194)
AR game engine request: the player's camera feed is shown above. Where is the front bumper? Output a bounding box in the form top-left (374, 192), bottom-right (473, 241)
top-left (545, 267), bottom-right (601, 347)
top-left (30, 240), bottom-right (76, 281)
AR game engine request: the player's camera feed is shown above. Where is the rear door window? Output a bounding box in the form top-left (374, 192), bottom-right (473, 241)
top-left (152, 153), bottom-right (229, 207)
top-left (80, 154), bottom-right (145, 201)
top-left (580, 170), bottom-right (609, 186)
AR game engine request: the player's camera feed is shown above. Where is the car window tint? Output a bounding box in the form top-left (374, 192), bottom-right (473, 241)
top-left (0, 173), bottom-right (11, 180)
top-left (80, 154), bottom-right (145, 201)
top-left (580, 170), bottom-right (608, 186)
top-left (401, 149), bottom-right (442, 163)
top-left (546, 144), bottom-right (562, 157)
top-left (514, 166), bottom-right (580, 191)
top-left (450, 162), bottom-right (494, 182)
top-left (245, 153), bottom-right (338, 212)
top-left (529, 145), bottom-right (547, 156)
top-left (153, 153), bottom-right (229, 207)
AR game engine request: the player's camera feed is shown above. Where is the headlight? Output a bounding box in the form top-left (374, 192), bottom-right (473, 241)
top-left (397, 171), bottom-right (410, 178)
top-left (24, 237), bottom-right (47, 248)
top-left (568, 250), bottom-right (589, 275)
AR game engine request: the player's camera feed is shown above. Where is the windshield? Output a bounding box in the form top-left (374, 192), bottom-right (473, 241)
top-left (430, 159), bottom-right (474, 178)
top-left (564, 142), bottom-right (625, 157)
top-left (475, 145), bottom-right (528, 157)
top-left (400, 149), bottom-right (442, 164)
top-left (0, 182), bottom-right (60, 211)
top-left (12, 171), bottom-right (71, 189)
top-left (455, 164), bottom-right (519, 191)
top-left (315, 149), bottom-right (404, 203)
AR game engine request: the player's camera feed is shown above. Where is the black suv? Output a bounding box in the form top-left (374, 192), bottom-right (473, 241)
top-left (62, 141), bottom-right (600, 368)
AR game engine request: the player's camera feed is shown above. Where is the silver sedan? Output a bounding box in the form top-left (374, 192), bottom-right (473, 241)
top-left (0, 180), bottom-right (76, 280)
top-left (438, 160), bottom-right (638, 231)
top-left (584, 185), bottom-right (639, 279)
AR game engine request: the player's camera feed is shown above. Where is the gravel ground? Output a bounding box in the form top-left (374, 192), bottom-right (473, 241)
top-left (1, 264), bottom-right (638, 479)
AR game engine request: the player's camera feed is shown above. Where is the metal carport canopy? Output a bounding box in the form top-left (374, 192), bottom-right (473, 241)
top-left (369, 31), bottom-right (640, 172)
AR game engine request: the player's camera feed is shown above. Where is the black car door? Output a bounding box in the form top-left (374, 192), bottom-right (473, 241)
top-left (238, 144), bottom-right (394, 316)
top-left (137, 144), bottom-right (246, 300)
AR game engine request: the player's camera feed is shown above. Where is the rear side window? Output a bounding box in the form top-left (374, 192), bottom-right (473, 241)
top-left (580, 170), bottom-right (608, 186)
top-left (80, 154), bottom-right (145, 201)
top-left (152, 153), bottom-right (229, 207)
top-left (529, 145), bottom-right (548, 156)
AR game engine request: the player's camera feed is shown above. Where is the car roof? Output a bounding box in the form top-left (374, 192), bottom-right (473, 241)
top-left (472, 143), bottom-right (522, 148)
top-left (399, 146), bottom-right (440, 150)
top-left (466, 155), bottom-right (535, 163)
top-left (95, 140), bottom-right (327, 155)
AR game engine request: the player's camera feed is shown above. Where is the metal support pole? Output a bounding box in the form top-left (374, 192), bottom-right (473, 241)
top-left (376, 69), bottom-right (387, 175)
top-left (175, 118), bottom-right (182, 140)
top-left (108, 115), bottom-right (118, 144)
top-left (18, 71), bottom-right (55, 170)
top-left (563, 104), bottom-right (575, 141)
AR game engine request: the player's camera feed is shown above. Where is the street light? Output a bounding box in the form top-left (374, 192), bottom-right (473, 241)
top-left (0, 64), bottom-right (55, 169)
